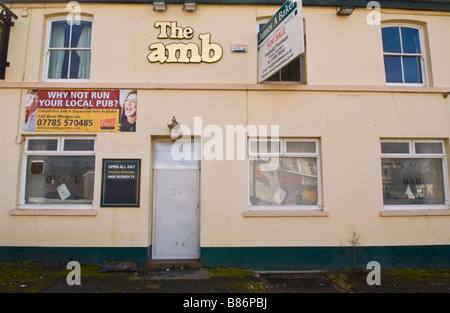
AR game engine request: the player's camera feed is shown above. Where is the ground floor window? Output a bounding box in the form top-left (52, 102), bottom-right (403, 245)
top-left (21, 137), bottom-right (95, 208)
top-left (249, 138), bottom-right (321, 209)
top-left (381, 140), bottom-right (448, 207)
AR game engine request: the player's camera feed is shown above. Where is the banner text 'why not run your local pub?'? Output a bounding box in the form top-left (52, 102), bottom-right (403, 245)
top-left (23, 89), bottom-right (137, 132)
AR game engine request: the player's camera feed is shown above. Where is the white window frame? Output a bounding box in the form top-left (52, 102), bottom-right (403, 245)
top-left (19, 136), bottom-right (96, 210)
top-left (381, 24), bottom-right (427, 87)
top-left (248, 138), bottom-right (281, 157)
top-left (43, 16), bottom-right (93, 83)
top-left (381, 139), bottom-right (449, 210)
top-left (248, 138), bottom-right (322, 211)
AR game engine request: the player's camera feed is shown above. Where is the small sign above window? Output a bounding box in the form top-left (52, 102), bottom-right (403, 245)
top-left (231, 43), bottom-right (248, 53)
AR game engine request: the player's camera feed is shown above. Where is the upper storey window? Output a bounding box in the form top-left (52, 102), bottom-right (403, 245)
top-left (258, 21), bottom-right (305, 84)
top-left (45, 17), bottom-right (92, 81)
top-left (382, 25), bottom-right (426, 86)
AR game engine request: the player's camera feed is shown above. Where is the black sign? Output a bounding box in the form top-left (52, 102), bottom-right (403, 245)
top-left (0, 4), bottom-right (17, 79)
top-left (101, 159), bottom-right (140, 207)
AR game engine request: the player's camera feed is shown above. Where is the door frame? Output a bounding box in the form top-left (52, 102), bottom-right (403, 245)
top-left (151, 139), bottom-right (201, 260)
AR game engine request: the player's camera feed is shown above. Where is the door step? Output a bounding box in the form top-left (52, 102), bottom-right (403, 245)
top-left (147, 259), bottom-right (201, 270)
top-left (99, 261), bottom-right (138, 272)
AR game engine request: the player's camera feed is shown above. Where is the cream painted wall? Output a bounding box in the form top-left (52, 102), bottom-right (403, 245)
top-left (6, 4), bottom-right (259, 84)
top-left (4, 4), bottom-right (449, 85)
top-left (304, 8), bottom-right (386, 86)
top-left (1, 88), bottom-right (450, 248)
top-left (1, 3), bottom-right (450, 250)
top-left (200, 91), bottom-right (450, 247)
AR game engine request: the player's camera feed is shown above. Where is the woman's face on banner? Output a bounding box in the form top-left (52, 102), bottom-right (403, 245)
top-left (26, 92), bottom-right (39, 111)
top-left (124, 93), bottom-right (137, 118)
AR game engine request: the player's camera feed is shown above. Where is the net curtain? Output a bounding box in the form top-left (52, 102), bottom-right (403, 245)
top-left (48, 20), bottom-right (91, 79)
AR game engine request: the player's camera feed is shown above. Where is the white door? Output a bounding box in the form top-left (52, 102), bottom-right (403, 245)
top-left (152, 141), bottom-right (200, 259)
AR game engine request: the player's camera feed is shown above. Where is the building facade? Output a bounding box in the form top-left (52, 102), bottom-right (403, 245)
top-left (0, 0), bottom-right (449, 270)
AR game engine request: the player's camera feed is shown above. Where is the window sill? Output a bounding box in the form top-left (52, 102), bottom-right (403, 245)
top-left (44, 79), bottom-right (90, 83)
top-left (11, 209), bottom-right (97, 216)
top-left (380, 209), bottom-right (450, 217)
top-left (386, 83), bottom-right (425, 87)
top-left (261, 81), bottom-right (305, 85)
top-left (244, 210), bottom-right (329, 217)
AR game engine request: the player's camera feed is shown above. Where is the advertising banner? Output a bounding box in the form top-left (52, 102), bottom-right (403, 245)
top-left (23, 89), bottom-right (137, 132)
top-left (257, 0), bottom-right (304, 83)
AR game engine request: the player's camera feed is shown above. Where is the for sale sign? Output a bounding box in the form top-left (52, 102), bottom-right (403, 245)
top-left (257, 0), bottom-right (304, 83)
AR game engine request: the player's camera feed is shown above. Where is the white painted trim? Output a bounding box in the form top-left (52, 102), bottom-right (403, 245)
top-left (380, 209), bottom-right (450, 216)
top-left (11, 209), bottom-right (96, 216)
top-left (18, 204), bottom-right (93, 210)
top-left (20, 136), bottom-right (96, 208)
top-left (244, 210), bottom-right (328, 217)
top-left (382, 23), bottom-right (428, 86)
top-left (248, 138), bottom-right (323, 209)
top-left (383, 205), bottom-right (450, 211)
top-left (43, 16), bottom-right (93, 82)
top-left (380, 139), bottom-right (449, 207)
